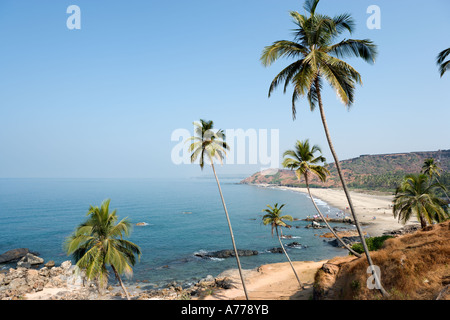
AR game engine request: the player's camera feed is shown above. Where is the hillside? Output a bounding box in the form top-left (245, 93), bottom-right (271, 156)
top-left (313, 220), bottom-right (450, 300)
top-left (240, 149), bottom-right (450, 192)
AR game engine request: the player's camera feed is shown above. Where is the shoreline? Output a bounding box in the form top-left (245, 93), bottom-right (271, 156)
top-left (9, 185), bottom-right (419, 300)
top-left (197, 185), bottom-right (420, 300)
top-left (251, 184), bottom-right (419, 237)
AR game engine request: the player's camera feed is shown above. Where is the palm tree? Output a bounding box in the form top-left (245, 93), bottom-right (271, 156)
top-left (65, 199), bottom-right (141, 300)
top-left (188, 119), bottom-right (249, 300)
top-left (437, 48), bottom-right (450, 77)
top-left (393, 174), bottom-right (449, 228)
top-left (282, 139), bottom-right (361, 257)
top-left (421, 158), bottom-right (449, 201)
top-left (260, 0), bottom-right (388, 296)
top-left (262, 203), bottom-right (303, 289)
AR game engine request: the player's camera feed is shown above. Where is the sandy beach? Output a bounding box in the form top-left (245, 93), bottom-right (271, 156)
top-left (200, 260), bottom-right (329, 300)
top-left (278, 186), bottom-right (419, 237)
top-left (199, 186), bottom-right (420, 301)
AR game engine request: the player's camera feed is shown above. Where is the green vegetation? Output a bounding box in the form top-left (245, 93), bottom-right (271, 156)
top-left (393, 174), bottom-right (449, 228)
top-left (64, 199), bottom-right (141, 300)
top-left (262, 203), bottom-right (303, 288)
top-left (350, 236), bottom-right (394, 255)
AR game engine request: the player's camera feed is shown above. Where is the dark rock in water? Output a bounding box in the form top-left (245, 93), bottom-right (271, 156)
top-left (0, 248), bottom-right (30, 264)
top-left (195, 249), bottom-right (258, 259)
top-left (286, 242), bottom-right (302, 248)
top-left (305, 221), bottom-right (326, 229)
top-left (268, 247), bottom-right (284, 254)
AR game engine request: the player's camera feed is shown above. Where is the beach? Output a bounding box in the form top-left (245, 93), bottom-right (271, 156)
top-left (278, 186), bottom-right (418, 237)
top-left (200, 260), bottom-right (329, 300)
top-left (197, 187), bottom-right (420, 300)
top-left (6, 185), bottom-right (420, 300)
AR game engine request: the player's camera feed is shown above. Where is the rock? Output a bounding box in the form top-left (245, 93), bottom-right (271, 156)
top-left (0, 248), bottom-right (29, 264)
top-left (286, 242), bottom-right (302, 248)
top-left (24, 253), bottom-right (44, 265)
top-left (195, 249), bottom-right (258, 259)
top-left (60, 261), bottom-right (72, 270)
top-left (268, 247), bottom-right (283, 254)
top-left (327, 236), bottom-right (363, 247)
top-left (215, 277), bottom-right (234, 289)
top-left (306, 221), bottom-right (326, 229)
top-left (16, 260), bottom-right (31, 269)
top-left (45, 261), bottom-right (55, 268)
top-left (16, 253), bottom-right (44, 268)
top-left (383, 224), bottom-right (421, 236)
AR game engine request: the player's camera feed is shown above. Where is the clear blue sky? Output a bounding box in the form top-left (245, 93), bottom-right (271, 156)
top-left (0, 0), bottom-right (449, 178)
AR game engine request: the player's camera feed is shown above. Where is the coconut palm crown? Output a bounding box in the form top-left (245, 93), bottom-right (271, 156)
top-left (393, 174), bottom-right (449, 228)
top-left (437, 47), bottom-right (450, 77)
top-left (261, 0), bottom-right (377, 119)
top-left (65, 199), bottom-right (141, 300)
top-left (282, 139), bottom-right (329, 182)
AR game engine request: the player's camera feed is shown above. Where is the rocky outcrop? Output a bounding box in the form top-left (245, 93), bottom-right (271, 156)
top-left (268, 247), bottom-right (283, 254)
top-left (0, 248), bottom-right (30, 264)
top-left (382, 224), bottom-right (421, 236)
top-left (17, 253), bottom-right (44, 268)
top-left (305, 221), bottom-right (326, 229)
top-left (0, 260), bottom-right (81, 300)
top-left (194, 249), bottom-right (258, 259)
top-left (327, 236), bottom-right (365, 248)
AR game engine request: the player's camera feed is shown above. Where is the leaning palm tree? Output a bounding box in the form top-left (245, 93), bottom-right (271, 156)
top-left (260, 0), bottom-right (388, 296)
top-left (437, 47), bottom-right (450, 77)
top-left (262, 203), bottom-right (303, 289)
top-left (282, 139), bottom-right (361, 257)
top-left (393, 174), bottom-right (449, 228)
top-left (421, 158), bottom-right (449, 201)
top-left (65, 199), bottom-right (141, 300)
top-left (188, 119), bottom-right (249, 300)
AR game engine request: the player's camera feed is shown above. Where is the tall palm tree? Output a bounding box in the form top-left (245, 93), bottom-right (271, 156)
top-left (188, 119), bottom-right (249, 300)
top-left (262, 203), bottom-right (303, 289)
top-left (393, 174), bottom-right (449, 228)
top-left (437, 48), bottom-right (450, 77)
top-left (260, 0), bottom-right (388, 296)
top-left (282, 139), bottom-right (361, 257)
top-left (421, 158), bottom-right (449, 201)
top-left (65, 199), bottom-right (141, 300)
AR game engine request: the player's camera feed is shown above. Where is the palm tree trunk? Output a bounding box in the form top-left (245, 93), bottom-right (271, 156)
top-left (315, 79), bottom-right (389, 297)
top-left (210, 161), bottom-right (249, 300)
top-left (276, 227), bottom-right (303, 289)
top-left (304, 174), bottom-right (362, 257)
top-left (111, 265), bottom-right (131, 300)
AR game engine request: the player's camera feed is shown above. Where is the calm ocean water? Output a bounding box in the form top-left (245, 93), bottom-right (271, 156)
top-left (0, 178), bottom-right (349, 288)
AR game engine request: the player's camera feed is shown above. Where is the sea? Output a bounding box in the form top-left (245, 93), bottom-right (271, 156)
top-left (0, 177), bottom-right (350, 288)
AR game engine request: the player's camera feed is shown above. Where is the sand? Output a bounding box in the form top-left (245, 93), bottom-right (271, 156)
top-left (280, 186), bottom-right (419, 237)
top-left (199, 260), bottom-right (327, 300)
top-left (199, 187), bottom-right (420, 301)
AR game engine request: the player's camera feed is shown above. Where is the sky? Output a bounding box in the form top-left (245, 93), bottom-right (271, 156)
top-left (0, 0), bottom-right (449, 179)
